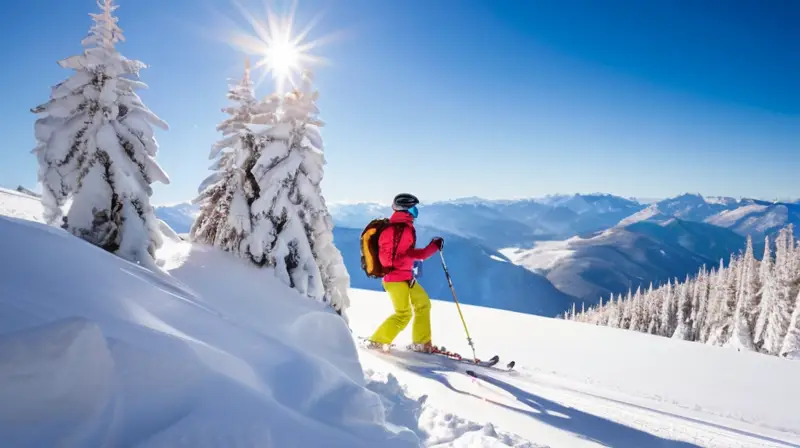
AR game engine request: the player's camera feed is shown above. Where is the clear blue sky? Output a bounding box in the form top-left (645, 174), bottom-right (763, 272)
top-left (2, 0), bottom-right (798, 205)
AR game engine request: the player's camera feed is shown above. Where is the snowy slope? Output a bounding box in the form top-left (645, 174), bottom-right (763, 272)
top-left (0, 191), bottom-right (541, 447)
top-left (349, 289), bottom-right (800, 447)
top-left (0, 215), bottom-right (426, 447)
top-left (3, 191), bottom-right (798, 447)
top-left (0, 187), bottom-right (45, 222)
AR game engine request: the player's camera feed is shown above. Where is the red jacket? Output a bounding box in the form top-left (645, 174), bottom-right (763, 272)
top-left (379, 211), bottom-right (439, 282)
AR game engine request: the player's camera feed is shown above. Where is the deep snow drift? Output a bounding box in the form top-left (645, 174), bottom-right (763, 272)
top-left (0, 215), bottom-right (417, 447)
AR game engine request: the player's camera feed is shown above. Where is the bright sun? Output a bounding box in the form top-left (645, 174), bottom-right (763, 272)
top-left (264, 39), bottom-right (300, 81)
top-left (226, 0), bottom-right (337, 93)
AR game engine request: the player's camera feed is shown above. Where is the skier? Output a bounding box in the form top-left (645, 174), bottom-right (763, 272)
top-left (367, 193), bottom-right (444, 353)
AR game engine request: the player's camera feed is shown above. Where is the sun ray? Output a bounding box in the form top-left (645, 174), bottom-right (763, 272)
top-left (247, 2), bottom-right (326, 91)
top-left (212, 0), bottom-right (347, 93)
top-left (292, 7), bottom-right (325, 45)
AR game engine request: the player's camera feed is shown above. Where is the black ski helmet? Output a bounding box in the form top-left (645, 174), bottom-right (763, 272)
top-left (392, 193), bottom-right (419, 211)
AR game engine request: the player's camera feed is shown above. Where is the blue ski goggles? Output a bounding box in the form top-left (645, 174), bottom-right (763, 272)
top-left (408, 205), bottom-right (419, 218)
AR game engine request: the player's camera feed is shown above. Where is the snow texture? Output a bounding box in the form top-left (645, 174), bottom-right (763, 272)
top-left (363, 369), bottom-right (540, 447)
top-left (30, 0), bottom-right (169, 269)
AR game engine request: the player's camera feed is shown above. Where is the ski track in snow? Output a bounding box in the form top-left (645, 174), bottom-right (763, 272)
top-left (364, 367), bottom-right (543, 447)
top-left (359, 346), bottom-right (799, 448)
top-left (349, 290), bottom-right (800, 448)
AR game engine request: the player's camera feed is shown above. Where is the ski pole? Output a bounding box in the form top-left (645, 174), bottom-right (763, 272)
top-left (439, 250), bottom-right (478, 361)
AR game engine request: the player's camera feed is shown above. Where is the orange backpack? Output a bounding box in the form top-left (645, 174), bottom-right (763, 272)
top-left (360, 219), bottom-right (414, 278)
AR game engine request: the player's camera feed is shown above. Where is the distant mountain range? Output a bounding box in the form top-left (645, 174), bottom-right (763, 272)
top-left (329, 193), bottom-right (647, 247)
top-left (153, 192), bottom-right (800, 316)
top-left (503, 218), bottom-right (755, 301)
top-left (619, 193), bottom-right (800, 241)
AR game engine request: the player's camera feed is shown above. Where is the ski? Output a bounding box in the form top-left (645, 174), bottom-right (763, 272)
top-left (430, 345), bottom-right (500, 367)
top-left (356, 336), bottom-right (515, 371)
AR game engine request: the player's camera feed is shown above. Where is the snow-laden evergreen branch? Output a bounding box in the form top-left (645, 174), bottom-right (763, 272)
top-left (247, 70), bottom-right (350, 317)
top-left (568, 227), bottom-right (800, 360)
top-left (31, 0), bottom-right (169, 268)
top-left (190, 60), bottom-right (279, 255)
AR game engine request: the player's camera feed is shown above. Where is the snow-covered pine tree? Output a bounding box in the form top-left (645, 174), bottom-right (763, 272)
top-left (701, 259), bottom-right (726, 343)
top-left (647, 282), bottom-right (662, 335)
top-left (629, 286), bottom-right (646, 332)
top-left (754, 235), bottom-right (775, 349)
top-left (190, 60), bottom-right (279, 254)
top-left (673, 279), bottom-right (693, 340)
top-left (596, 297), bottom-right (610, 326)
top-left (660, 279), bottom-right (677, 337)
top-left (709, 254), bottom-right (739, 345)
top-left (620, 289), bottom-right (633, 329)
top-left (692, 267), bottom-right (710, 341)
top-left (780, 289), bottom-right (800, 358)
top-left (282, 70), bottom-right (350, 315)
top-left (607, 294), bottom-right (621, 328)
top-left (762, 228), bottom-right (794, 354)
top-left (727, 236), bottom-right (759, 351)
top-left (556, 224), bottom-right (800, 359)
top-left (32, 0), bottom-right (169, 268)
top-left (248, 70), bottom-right (350, 316)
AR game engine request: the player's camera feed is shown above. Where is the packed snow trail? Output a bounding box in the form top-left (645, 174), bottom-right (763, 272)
top-left (348, 290), bottom-right (800, 447)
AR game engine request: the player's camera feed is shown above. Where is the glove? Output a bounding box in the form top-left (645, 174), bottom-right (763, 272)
top-left (431, 237), bottom-right (444, 250)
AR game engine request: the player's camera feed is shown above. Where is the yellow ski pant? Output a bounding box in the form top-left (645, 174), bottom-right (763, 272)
top-left (370, 280), bottom-right (432, 345)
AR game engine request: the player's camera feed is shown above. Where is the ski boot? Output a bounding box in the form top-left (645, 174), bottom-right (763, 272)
top-left (408, 341), bottom-right (435, 353)
top-left (364, 340), bottom-right (391, 353)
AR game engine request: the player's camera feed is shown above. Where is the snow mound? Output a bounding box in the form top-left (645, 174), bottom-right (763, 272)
top-left (364, 369), bottom-right (538, 447)
top-left (0, 317), bottom-right (116, 446)
top-left (0, 215), bottom-right (415, 447)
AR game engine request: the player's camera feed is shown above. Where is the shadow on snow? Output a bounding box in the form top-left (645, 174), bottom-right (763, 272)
top-left (367, 349), bottom-right (699, 448)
